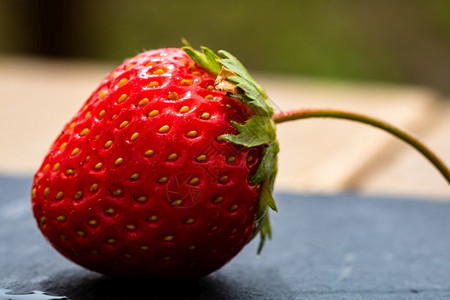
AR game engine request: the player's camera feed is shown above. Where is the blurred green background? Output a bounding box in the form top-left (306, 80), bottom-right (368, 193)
top-left (0, 0), bottom-right (449, 93)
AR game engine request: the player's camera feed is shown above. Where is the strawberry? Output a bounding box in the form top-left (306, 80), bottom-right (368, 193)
top-left (31, 46), bottom-right (278, 279)
top-left (31, 43), bottom-right (450, 280)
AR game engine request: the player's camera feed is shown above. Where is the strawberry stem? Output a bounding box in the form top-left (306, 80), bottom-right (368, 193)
top-left (273, 108), bottom-right (450, 185)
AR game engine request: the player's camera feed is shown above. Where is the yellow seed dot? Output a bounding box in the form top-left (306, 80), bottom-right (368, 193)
top-left (56, 215), bottom-right (66, 222)
top-left (231, 228), bottom-right (237, 234)
top-left (74, 191), bottom-right (83, 200)
top-left (69, 122), bottom-right (76, 129)
top-left (140, 246), bottom-right (149, 251)
top-left (98, 90), bottom-right (107, 98)
top-left (56, 191), bottom-right (64, 200)
top-left (118, 94), bottom-right (128, 103)
top-left (247, 155), bottom-right (253, 162)
top-left (77, 230), bottom-right (86, 237)
top-left (153, 69), bottom-right (165, 75)
top-left (60, 142), bottom-right (67, 151)
top-left (71, 148), bottom-right (80, 156)
top-left (60, 234), bottom-right (67, 240)
top-left (98, 110), bottom-right (106, 119)
top-left (163, 256), bottom-right (171, 261)
top-left (180, 79), bottom-right (192, 85)
top-left (138, 98), bottom-right (149, 106)
top-left (158, 176), bottom-right (168, 183)
top-left (187, 245), bottom-right (196, 250)
top-left (205, 94), bottom-right (214, 100)
top-left (119, 120), bottom-right (129, 129)
top-left (227, 156), bottom-right (236, 163)
top-left (172, 199), bottom-right (183, 206)
top-left (167, 153), bottom-right (178, 161)
top-left (195, 154), bottom-right (207, 162)
top-left (148, 81), bottom-right (159, 87)
top-left (164, 235), bottom-right (174, 241)
top-left (219, 175), bottom-right (229, 183)
top-left (65, 169), bottom-right (75, 176)
top-left (88, 220), bottom-right (98, 226)
top-left (211, 249), bottom-right (218, 253)
top-left (192, 71), bottom-right (202, 76)
top-left (168, 92), bottom-right (179, 100)
top-left (209, 226), bottom-right (218, 232)
top-left (189, 177), bottom-right (200, 185)
top-left (107, 238), bottom-right (116, 244)
top-left (43, 187), bottom-right (50, 197)
top-left (147, 215), bottom-right (158, 222)
top-left (184, 218), bottom-right (195, 224)
top-left (111, 114), bottom-right (118, 120)
top-left (186, 130), bottom-right (198, 137)
top-left (206, 85), bottom-right (214, 91)
top-left (90, 249), bottom-right (98, 254)
top-left (148, 109), bottom-right (159, 117)
top-left (117, 78), bottom-right (128, 87)
top-left (43, 164), bottom-right (49, 172)
top-left (113, 189), bottom-right (123, 196)
top-left (137, 196), bottom-right (147, 202)
top-left (146, 61), bottom-right (156, 66)
top-left (85, 155), bottom-right (91, 162)
top-left (130, 173), bottom-right (140, 180)
top-left (179, 105), bottom-right (189, 113)
top-left (125, 224), bottom-right (136, 230)
top-left (94, 162), bottom-right (103, 170)
top-left (229, 204), bottom-right (238, 212)
top-left (104, 140), bottom-right (113, 148)
top-left (130, 132), bottom-right (139, 141)
top-left (105, 208), bottom-right (115, 215)
top-left (32, 188), bottom-right (37, 198)
top-left (213, 196), bottom-right (224, 203)
top-left (115, 158), bottom-right (124, 166)
top-left (200, 112), bottom-right (210, 119)
top-left (39, 216), bottom-right (46, 228)
top-left (90, 183), bottom-right (99, 192)
top-left (144, 149), bottom-right (154, 157)
top-left (225, 104), bottom-right (232, 109)
top-left (53, 163), bottom-right (60, 172)
top-left (125, 64), bottom-right (134, 70)
top-left (84, 111), bottom-right (92, 119)
top-left (159, 125), bottom-right (170, 133)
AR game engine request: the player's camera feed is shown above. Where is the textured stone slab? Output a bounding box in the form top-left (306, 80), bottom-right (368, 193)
top-left (1, 176), bottom-right (450, 299)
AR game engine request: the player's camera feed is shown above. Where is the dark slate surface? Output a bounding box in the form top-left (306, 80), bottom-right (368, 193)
top-left (1, 175), bottom-right (450, 299)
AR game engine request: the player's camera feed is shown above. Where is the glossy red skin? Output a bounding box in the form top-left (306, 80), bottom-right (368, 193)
top-left (31, 48), bottom-right (262, 279)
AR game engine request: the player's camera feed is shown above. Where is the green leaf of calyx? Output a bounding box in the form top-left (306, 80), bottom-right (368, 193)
top-left (226, 75), bottom-right (273, 116)
top-left (251, 140), bottom-right (279, 184)
top-left (181, 46), bottom-right (222, 75)
top-left (217, 50), bottom-right (266, 98)
top-left (256, 212), bottom-right (272, 255)
top-left (221, 115), bottom-right (275, 147)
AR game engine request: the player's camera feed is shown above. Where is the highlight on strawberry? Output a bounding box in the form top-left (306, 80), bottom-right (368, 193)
top-left (31, 42), bottom-right (450, 280)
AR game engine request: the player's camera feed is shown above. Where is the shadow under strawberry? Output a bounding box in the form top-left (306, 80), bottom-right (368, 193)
top-left (42, 265), bottom-right (293, 300)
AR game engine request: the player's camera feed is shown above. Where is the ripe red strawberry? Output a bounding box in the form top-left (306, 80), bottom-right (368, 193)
top-left (31, 43), bottom-right (450, 281)
top-left (31, 46), bottom-right (278, 279)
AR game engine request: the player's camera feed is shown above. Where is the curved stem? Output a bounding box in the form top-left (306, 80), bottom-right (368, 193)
top-left (273, 108), bottom-right (450, 185)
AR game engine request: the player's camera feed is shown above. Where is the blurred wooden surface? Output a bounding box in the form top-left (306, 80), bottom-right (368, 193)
top-left (0, 56), bottom-right (449, 199)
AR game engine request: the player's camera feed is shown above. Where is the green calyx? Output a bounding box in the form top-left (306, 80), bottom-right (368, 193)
top-left (182, 44), bottom-right (278, 254)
